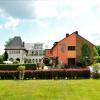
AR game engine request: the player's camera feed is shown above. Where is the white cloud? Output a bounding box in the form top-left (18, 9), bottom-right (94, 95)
top-left (34, 1), bottom-right (58, 19)
top-left (4, 17), bottom-right (19, 29)
top-left (0, 17), bottom-right (19, 29)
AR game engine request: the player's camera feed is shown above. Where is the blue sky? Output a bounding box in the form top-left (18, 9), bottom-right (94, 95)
top-left (0, 0), bottom-right (100, 54)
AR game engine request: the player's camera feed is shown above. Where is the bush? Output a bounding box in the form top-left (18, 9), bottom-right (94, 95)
top-left (0, 68), bottom-right (90, 79)
top-left (0, 71), bottom-right (18, 79)
top-left (17, 65), bottom-right (25, 80)
top-left (0, 64), bottom-right (36, 70)
top-left (25, 68), bottom-right (90, 79)
top-left (0, 64), bottom-right (19, 70)
top-left (92, 63), bottom-right (100, 79)
top-left (94, 56), bottom-right (100, 63)
top-left (24, 64), bottom-right (36, 70)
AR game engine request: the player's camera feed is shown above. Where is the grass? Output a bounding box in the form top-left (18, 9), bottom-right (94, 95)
top-left (0, 79), bottom-right (100, 100)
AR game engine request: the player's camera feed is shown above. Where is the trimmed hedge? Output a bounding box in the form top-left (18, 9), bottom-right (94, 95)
top-left (0, 68), bottom-right (90, 79)
top-left (0, 71), bottom-right (18, 79)
top-left (0, 64), bottom-right (36, 70)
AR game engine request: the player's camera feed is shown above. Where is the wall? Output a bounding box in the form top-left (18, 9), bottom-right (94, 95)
top-left (52, 33), bottom-right (76, 64)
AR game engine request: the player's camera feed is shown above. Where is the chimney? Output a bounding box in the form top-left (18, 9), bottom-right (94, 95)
top-left (53, 42), bottom-right (58, 46)
top-left (75, 31), bottom-right (78, 34)
top-left (66, 33), bottom-right (69, 37)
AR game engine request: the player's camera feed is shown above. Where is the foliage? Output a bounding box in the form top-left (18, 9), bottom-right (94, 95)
top-left (3, 51), bottom-right (8, 61)
top-left (76, 56), bottom-right (86, 67)
top-left (94, 46), bottom-right (99, 56)
top-left (17, 65), bottom-right (25, 80)
top-left (36, 63), bottom-right (44, 69)
top-left (53, 57), bottom-right (58, 67)
top-left (0, 71), bottom-right (18, 79)
top-left (95, 45), bottom-right (100, 56)
top-left (43, 58), bottom-right (51, 66)
top-left (82, 43), bottom-right (91, 58)
top-left (0, 55), bottom-right (3, 64)
top-left (0, 68), bottom-right (90, 79)
top-left (94, 56), bottom-right (100, 63)
top-left (92, 63), bottom-right (100, 78)
top-left (13, 60), bottom-right (19, 64)
top-left (0, 64), bottom-right (36, 70)
top-left (77, 43), bottom-right (92, 66)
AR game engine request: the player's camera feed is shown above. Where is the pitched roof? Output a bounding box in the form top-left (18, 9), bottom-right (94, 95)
top-left (5, 36), bottom-right (26, 50)
top-left (51, 31), bottom-right (94, 50)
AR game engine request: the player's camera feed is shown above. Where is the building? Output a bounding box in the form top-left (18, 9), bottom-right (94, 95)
top-left (25, 43), bottom-right (45, 63)
top-left (5, 36), bottom-right (45, 63)
top-left (45, 31), bottom-right (94, 65)
top-left (5, 36), bottom-right (27, 62)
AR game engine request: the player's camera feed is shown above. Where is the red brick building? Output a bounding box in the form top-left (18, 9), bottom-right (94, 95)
top-left (45, 31), bottom-right (94, 65)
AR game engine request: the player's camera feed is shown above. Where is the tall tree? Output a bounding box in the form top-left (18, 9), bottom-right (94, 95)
top-left (82, 43), bottom-right (91, 58)
top-left (0, 55), bottom-right (3, 64)
top-left (95, 45), bottom-right (100, 56)
top-left (3, 51), bottom-right (8, 61)
top-left (78, 43), bottom-right (92, 66)
top-left (94, 46), bottom-right (99, 56)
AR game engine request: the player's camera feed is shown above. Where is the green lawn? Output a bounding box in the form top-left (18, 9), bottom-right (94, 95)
top-left (0, 79), bottom-right (100, 100)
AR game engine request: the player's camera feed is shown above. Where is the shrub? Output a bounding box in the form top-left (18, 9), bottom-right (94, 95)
top-left (24, 68), bottom-right (90, 79)
top-left (94, 56), bottom-right (100, 63)
top-left (24, 63), bottom-right (36, 70)
top-left (92, 63), bottom-right (100, 78)
top-left (0, 71), bottom-right (18, 79)
top-left (0, 63), bottom-right (36, 70)
top-left (0, 64), bottom-right (19, 70)
top-left (17, 65), bottom-right (25, 80)
top-left (0, 68), bottom-right (90, 79)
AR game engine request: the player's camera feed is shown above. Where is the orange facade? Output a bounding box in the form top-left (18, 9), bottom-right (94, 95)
top-left (45, 31), bottom-right (94, 65)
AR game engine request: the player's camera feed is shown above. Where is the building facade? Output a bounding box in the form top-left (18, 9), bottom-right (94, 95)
top-left (5, 36), bottom-right (45, 63)
top-left (45, 31), bottom-right (94, 65)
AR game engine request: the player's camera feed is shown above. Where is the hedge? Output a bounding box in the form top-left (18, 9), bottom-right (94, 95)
top-left (0, 68), bottom-right (90, 79)
top-left (0, 64), bottom-right (36, 70)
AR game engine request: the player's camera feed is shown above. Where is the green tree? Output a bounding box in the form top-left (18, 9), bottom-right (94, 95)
top-left (94, 46), bottom-right (99, 56)
top-left (3, 51), bottom-right (8, 61)
top-left (82, 43), bottom-right (91, 66)
top-left (95, 45), bottom-right (100, 56)
top-left (82, 43), bottom-right (91, 58)
top-left (0, 55), bottom-right (3, 64)
top-left (77, 43), bottom-right (92, 66)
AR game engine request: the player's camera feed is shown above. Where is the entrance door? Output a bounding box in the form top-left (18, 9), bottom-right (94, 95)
top-left (68, 58), bottom-right (75, 65)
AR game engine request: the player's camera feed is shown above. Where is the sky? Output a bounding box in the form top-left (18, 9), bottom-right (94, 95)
top-left (0, 0), bottom-right (100, 54)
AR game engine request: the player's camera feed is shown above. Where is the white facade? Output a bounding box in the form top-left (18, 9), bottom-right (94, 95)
top-left (6, 49), bottom-right (26, 62)
top-left (6, 43), bottom-right (45, 63)
top-left (24, 43), bottom-right (45, 63)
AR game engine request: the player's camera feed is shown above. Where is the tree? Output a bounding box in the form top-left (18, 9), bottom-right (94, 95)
top-left (0, 55), bottom-right (3, 64)
top-left (77, 43), bottom-right (92, 66)
top-left (82, 43), bottom-right (91, 58)
top-left (92, 63), bottom-right (100, 78)
top-left (3, 51), bottom-right (8, 61)
top-left (95, 45), bottom-right (100, 56)
top-left (94, 46), bottom-right (99, 56)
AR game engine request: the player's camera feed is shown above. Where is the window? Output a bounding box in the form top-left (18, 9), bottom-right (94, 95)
top-left (61, 43), bottom-right (66, 53)
top-left (68, 46), bottom-right (75, 50)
